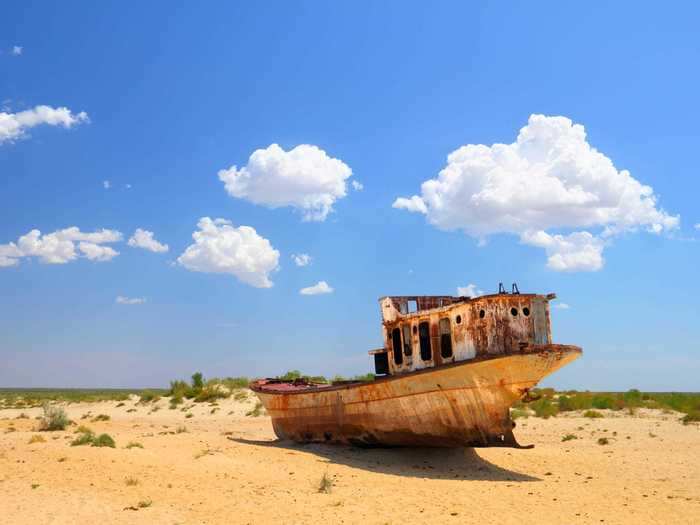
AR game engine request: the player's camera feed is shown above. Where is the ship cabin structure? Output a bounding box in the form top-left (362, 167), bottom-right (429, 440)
top-left (370, 286), bottom-right (556, 377)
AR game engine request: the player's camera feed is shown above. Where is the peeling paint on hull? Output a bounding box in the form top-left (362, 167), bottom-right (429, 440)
top-left (251, 344), bottom-right (581, 448)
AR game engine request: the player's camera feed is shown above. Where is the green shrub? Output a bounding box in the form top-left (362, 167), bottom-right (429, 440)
top-left (246, 401), bottom-right (264, 417)
top-left (597, 437), bottom-right (610, 445)
top-left (562, 434), bottom-right (578, 442)
top-left (28, 434), bottom-right (46, 444)
top-left (139, 390), bottom-right (161, 404)
top-left (681, 410), bottom-right (700, 425)
top-left (584, 410), bottom-right (604, 418)
top-left (318, 472), bottom-right (333, 494)
top-left (38, 403), bottom-right (69, 431)
top-left (71, 431), bottom-right (95, 446)
top-left (125, 441), bottom-right (143, 449)
top-left (191, 372), bottom-right (204, 391)
top-left (510, 408), bottom-right (529, 419)
top-left (91, 414), bottom-right (110, 422)
top-left (530, 398), bottom-right (558, 418)
top-left (92, 433), bottom-right (116, 448)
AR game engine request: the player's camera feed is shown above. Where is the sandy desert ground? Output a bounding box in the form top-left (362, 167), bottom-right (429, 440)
top-left (1, 393), bottom-right (699, 525)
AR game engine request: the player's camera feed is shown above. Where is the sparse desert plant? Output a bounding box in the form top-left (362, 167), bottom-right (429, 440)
top-left (175, 426), bottom-right (188, 434)
top-left (681, 410), bottom-right (700, 425)
top-left (318, 471), bottom-right (334, 494)
top-left (185, 413), bottom-right (193, 419)
top-left (233, 390), bottom-right (249, 401)
top-left (510, 408), bottom-right (529, 419)
top-left (530, 398), bottom-right (558, 419)
top-left (126, 408), bottom-right (137, 413)
top-left (74, 425), bottom-right (93, 434)
top-left (91, 414), bottom-right (110, 422)
top-left (584, 410), bottom-right (604, 419)
top-left (92, 433), bottom-right (116, 448)
top-left (125, 441), bottom-right (143, 449)
top-left (562, 434), bottom-right (578, 442)
top-left (246, 401), bottom-right (265, 417)
top-left (116, 402), bottom-right (126, 408)
top-left (31, 483), bottom-right (40, 489)
top-left (71, 431), bottom-right (95, 446)
top-left (38, 403), bottom-right (69, 431)
top-left (125, 477), bottom-right (139, 486)
top-left (139, 390), bottom-right (161, 404)
top-left (138, 499), bottom-right (152, 508)
top-left (28, 434), bottom-right (46, 444)
top-left (16, 413), bottom-right (29, 419)
top-left (597, 437), bottom-right (610, 445)
top-left (57, 456), bottom-right (67, 462)
top-left (210, 408), bottom-right (219, 414)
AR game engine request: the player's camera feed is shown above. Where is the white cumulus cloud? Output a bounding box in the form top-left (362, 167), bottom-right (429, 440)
top-left (291, 253), bottom-right (312, 267)
top-left (11, 46), bottom-right (22, 56)
top-left (0, 105), bottom-right (89, 145)
top-left (218, 144), bottom-right (354, 222)
top-left (457, 283), bottom-right (484, 297)
top-left (128, 229), bottom-right (169, 253)
top-left (177, 217), bottom-right (280, 288)
top-left (554, 302), bottom-right (570, 309)
top-left (300, 281), bottom-right (334, 295)
top-left (393, 114), bottom-right (679, 271)
top-left (116, 296), bottom-right (146, 305)
top-left (0, 227), bottom-right (121, 267)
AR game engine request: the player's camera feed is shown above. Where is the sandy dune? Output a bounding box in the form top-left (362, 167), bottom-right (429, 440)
top-left (1, 393), bottom-right (699, 524)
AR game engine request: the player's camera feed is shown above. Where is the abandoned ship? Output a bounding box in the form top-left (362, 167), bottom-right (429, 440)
top-left (250, 285), bottom-right (581, 447)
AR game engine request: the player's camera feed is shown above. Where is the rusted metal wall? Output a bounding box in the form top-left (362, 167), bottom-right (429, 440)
top-left (379, 294), bottom-right (552, 375)
top-left (255, 344), bottom-right (581, 447)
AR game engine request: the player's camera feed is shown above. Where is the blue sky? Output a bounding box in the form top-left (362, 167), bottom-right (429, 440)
top-left (1, 2), bottom-right (698, 390)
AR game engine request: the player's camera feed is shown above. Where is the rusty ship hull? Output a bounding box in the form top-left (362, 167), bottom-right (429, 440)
top-left (251, 343), bottom-right (581, 447)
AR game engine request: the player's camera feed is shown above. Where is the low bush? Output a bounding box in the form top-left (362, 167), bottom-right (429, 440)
top-left (583, 410), bottom-right (604, 419)
top-left (530, 398), bottom-right (558, 419)
top-left (38, 403), bottom-right (69, 431)
top-left (92, 433), bottom-right (116, 448)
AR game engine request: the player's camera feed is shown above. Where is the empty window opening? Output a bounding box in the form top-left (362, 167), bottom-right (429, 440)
top-left (523, 307), bottom-right (530, 317)
top-left (391, 328), bottom-right (403, 365)
top-left (479, 309), bottom-right (486, 319)
top-left (439, 318), bottom-right (453, 359)
top-left (419, 322), bottom-right (432, 361)
top-left (407, 300), bottom-right (418, 313)
top-left (510, 307), bottom-right (518, 317)
top-left (402, 324), bottom-right (412, 356)
top-left (456, 315), bottom-right (462, 324)
top-left (413, 325), bottom-right (418, 335)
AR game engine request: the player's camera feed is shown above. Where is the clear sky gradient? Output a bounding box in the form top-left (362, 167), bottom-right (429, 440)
top-left (1, 2), bottom-right (698, 390)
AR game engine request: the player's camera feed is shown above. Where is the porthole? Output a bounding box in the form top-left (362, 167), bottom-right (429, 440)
top-left (479, 309), bottom-right (485, 319)
top-left (510, 307), bottom-right (518, 316)
top-left (523, 307), bottom-right (530, 317)
top-left (456, 315), bottom-right (462, 324)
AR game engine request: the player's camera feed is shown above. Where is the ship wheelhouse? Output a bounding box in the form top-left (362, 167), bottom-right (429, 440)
top-left (371, 287), bottom-right (556, 376)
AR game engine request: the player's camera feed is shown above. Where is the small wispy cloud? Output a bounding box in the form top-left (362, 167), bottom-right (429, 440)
top-left (291, 253), bottom-right (312, 267)
top-left (11, 46), bottom-right (22, 56)
top-left (116, 296), bottom-right (146, 305)
top-left (103, 180), bottom-right (111, 189)
top-left (553, 302), bottom-right (570, 310)
top-left (300, 281), bottom-right (333, 295)
top-left (351, 180), bottom-right (363, 191)
top-left (128, 228), bottom-right (169, 253)
top-left (695, 223), bottom-right (700, 230)
top-left (457, 283), bottom-right (483, 297)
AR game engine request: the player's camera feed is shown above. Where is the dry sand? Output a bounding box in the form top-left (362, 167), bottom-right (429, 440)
top-left (1, 393), bottom-right (699, 524)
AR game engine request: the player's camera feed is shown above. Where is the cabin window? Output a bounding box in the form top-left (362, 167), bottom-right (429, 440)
top-left (407, 300), bottom-right (418, 313)
top-left (439, 318), bottom-right (453, 359)
top-left (418, 321), bottom-right (431, 361)
top-left (402, 324), bottom-right (412, 356)
top-left (391, 328), bottom-right (403, 365)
